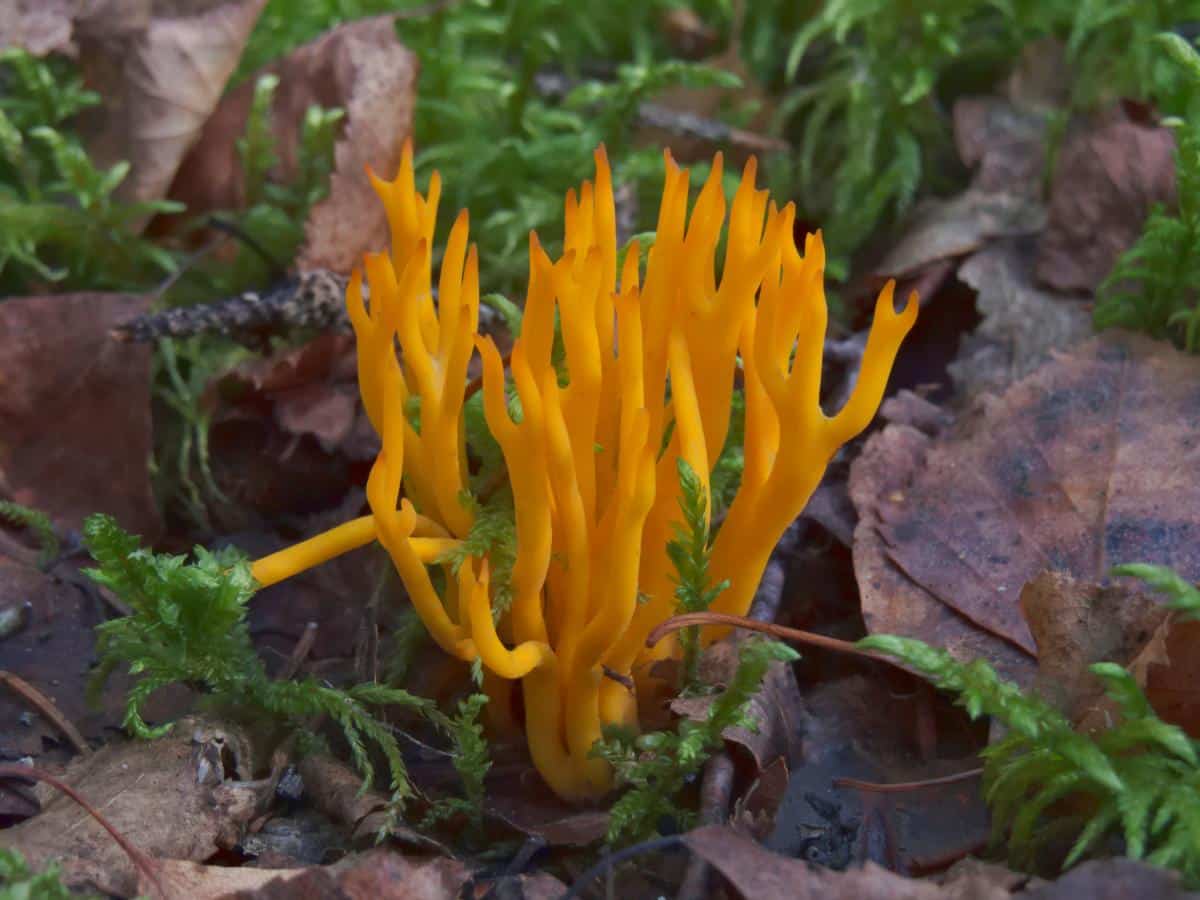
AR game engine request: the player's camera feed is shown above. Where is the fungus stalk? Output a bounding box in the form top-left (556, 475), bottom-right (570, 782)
top-left (250, 140), bottom-right (917, 800)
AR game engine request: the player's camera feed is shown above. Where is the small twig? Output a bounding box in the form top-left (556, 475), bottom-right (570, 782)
top-left (356, 573), bottom-right (384, 685)
top-left (503, 835), bottom-right (548, 876)
top-left (679, 522), bottom-right (800, 900)
top-left (601, 665), bottom-right (635, 692)
top-left (0, 671), bottom-right (89, 755)
top-left (279, 622), bottom-right (318, 681)
top-left (464, 350), bottom-right (512, 400)
top-left (150, 232), bottom-right (230, 302)
top-left (637, 102), bottom-right (790, 156)
top-left (391, 0), bottom-right (460, 19)
top-left (676, 753), bottom-right (735, 900)
top-left (0, 764), bottom-right (164, 896)
top-left (747, 519), bottom-right (803, 623)
top-left (907, 836), bottom-right (990, 874)
top-left (832, 768), bottom-right (984, 794)
top-left (207, 216), bottom-right (286, 276)
top-left (646, 611), bottom-right (925, 679)
top-left (532, 71), bottom-right (788, 158)
top-left (476, 462), bottom-right (511, 504)
top-left (559, 834), bottom-right (688, 900)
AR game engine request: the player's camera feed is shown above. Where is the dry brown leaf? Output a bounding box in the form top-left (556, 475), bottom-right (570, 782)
top-left (685, 824), bottom-right (1010, 899)
top-left (217, 851), bottom-right (465, 900)
top-left (851, 425), bottom-right (1033, 684)
top-left (0, 1), bottom-right (153, 57)
top-left (217, 334), bottom-right (365, 454)
top-left (1018, 858), bottom-right (1199, 900)
top-left (949, 237), bottom-right (1093, 400)
top-left (1035, 108), bottom-right (1177, 293)
top-left (483, 768), bottom-right (609, 846)
top-left (851, 332), bottom-right (1200, 684)
top-left (686, 825), bottom-right (1196, 899)
top-left (0, 718), bottom-right (270, 897)
top-left (213, 849), bottom-right (567, 900)
top-left (875, 97), bottom-right (1046, 283)
top-left (205, 338), bottom-right (374, 528)
top-left (170, 15), bottom-right (417, 274)
top-left (0, 557), bottom-right (194, 764)
top-left (1019, 570), bottom-right (1167, 720)
top-left (139, 857), bottom-right (308, 900)
top-left (670, 640), bottom-right (805, 773)
top-left (0, 0), bottom-right (79, 55)
top-left (0, 293), bottom-right (160, 537)
top-left (1139, 617), bottom-right (1200, 736)
top-left (1077, 613), bottom-right (1200, 737)
top-left (763, 674), bottom-right (989, 873)
top-left (296, 17), bottom-right (418, 273)
top-left (75, 0), bottom-right (266, 219)
top-left (294, 753), bottom-right (445, 851)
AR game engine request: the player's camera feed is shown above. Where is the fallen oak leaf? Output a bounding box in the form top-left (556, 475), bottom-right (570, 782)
top-left (851, 331), bottom-right (1200, 685)
top-left (1036, 107), bottom-right (1177, 294)
top-left (1019, 570), bottom-right (1167, 724)
top-left (0, 292), bottom-right (160, 538)
top-left (169, 15), bottom-right (418, 275)
top-left (0, 718), bottom-right (271, 897)
top-left (949, 237), bottom-right (1092, 401)
top-left (75, 0), bottom-right (267, 222)
top-left (0, 763), bottom-right (166, 898)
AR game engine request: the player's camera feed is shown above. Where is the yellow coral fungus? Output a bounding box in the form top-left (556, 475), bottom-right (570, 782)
top-left (250, 140), bottom-right (917, 800)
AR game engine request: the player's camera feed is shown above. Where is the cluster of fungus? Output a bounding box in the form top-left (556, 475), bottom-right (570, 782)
top-left (250, 141), bottom-right (917, 800)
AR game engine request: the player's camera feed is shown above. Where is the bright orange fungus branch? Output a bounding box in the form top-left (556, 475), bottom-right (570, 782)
top-left (249, 141), bottom-right (918, 799)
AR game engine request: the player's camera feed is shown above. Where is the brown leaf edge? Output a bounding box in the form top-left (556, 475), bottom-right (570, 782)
top-left (0, 764), bottom-right (164, 897)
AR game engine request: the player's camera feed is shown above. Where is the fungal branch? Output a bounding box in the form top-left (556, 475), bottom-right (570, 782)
top-left (248, 140), bottom-right (918, 800)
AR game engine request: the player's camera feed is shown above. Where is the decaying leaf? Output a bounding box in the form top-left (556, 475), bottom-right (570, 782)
top-left (670, 639), bottom-right (806, 773)
top-left (295, 16), bottom-right (417, 273)
top-left (215, 334), bottom-right (369, 457)
top-left (687, 824), bottom-right (1011, 899)
top-left (0, 293), bottom-right (160, 537)
top-left (949, 237), bottom-right (1092, 400)
top-left (0, 718), bottom-right (270, 897)
top-left (205, 338), bottom-right (376, 529)
top-left (216, 848), bottom-right (565, 900)
top-left (1076, 612), bottom-right (1200, 738)
top-left (874, 96), bottom-right (1047, 283)
top-left (0, 556), bottom-right (192, 763)
top-left (0, 0), bottom-right (79, 55)
top-left (1035, 108), bottom-right (1177, 294)
top-left (685, 825), bottom-right (1198, 899)
top-left (75, 0), bottom-right (267, 218)
top-left (765, 674), bottom-right (989, 873)
top-left (483, 767), bottom-right (610, 847)
top-left (1020, 570), bottom-right (1167, 721)
top-left (851, 332), bottom-right (1200, 684)
top-left (170, 15), bottom-right (418, 274)
top-left (294, 752), bottom-right (445, 851)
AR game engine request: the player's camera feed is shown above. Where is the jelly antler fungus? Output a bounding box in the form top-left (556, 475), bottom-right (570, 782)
top-left (249, 139), bottom-right (917, 800)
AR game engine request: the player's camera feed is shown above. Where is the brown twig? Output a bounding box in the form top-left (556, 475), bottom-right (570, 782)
top-left (464, 349), bottom-right (512, 400)
top-left (531, 72), bottom-right (788, 158)
top-left (391, 0), bottom-right (460, 19)
top-left (280, 622), bottom-right (318, 682)
top-left (678, 519), bottom-right (797, 900)
top-left (676, 753), bottom-right (736, 900)
top-left (0, 764), bottom-right (164, 896)
top-left (832, 768), bottom-right (984, 794)
top-left (645, 611), bottom-right (926, 679)
top-left (0, 671), bottom-right (89, 755)
top-left (149, 232), bottom-right (230, 302)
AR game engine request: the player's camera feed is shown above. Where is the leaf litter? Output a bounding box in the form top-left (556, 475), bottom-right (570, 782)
top-left (6, 5), bottom-right (1200, 900)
